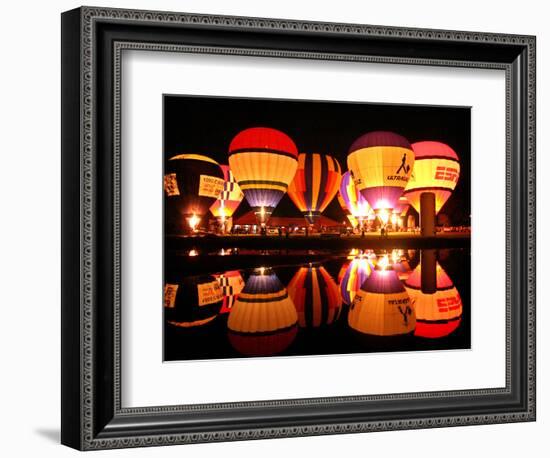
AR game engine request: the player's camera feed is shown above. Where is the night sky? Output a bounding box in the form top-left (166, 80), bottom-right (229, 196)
top-left (163, 95), bottom-right (471, 225)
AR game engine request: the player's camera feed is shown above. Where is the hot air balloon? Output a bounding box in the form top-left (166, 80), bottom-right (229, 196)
top-left (338, 171), bottom-right (374, 225)
top-left (287, 153), bottom-right (342, 225)
top-left (393, 196), bottom-right (410, 217)
top-left (164, 154), bottom-right (225, 233)
top-left (403, 141), bottom-right (461, 215)
top-left (227, 268), bottom-right (298, 356)
top-left (347, 131), bottom-right (414, 223)
top-left (348, 261), bottom-right (415, 337)
top-left (339, 253), bottom-right (373, 305)
top-left (405, 262), bottom-right (463, 338)
top-left (287, 264), bottom-right (342, 328)
top-left (228, 127), bottom-right (298, 226)
top-left (215, 270), bottom-right (245, 314)
top-left (164, 274), bottom-right (223, 328)
top-left (209, 165), bottom-right (244, 232)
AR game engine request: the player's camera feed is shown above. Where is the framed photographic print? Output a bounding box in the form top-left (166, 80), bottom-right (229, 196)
top-left (61, 6), bottom-right (536, 450)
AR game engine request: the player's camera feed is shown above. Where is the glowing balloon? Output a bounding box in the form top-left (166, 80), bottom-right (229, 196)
top-left (209, 165), bottom-right (244, 219)
top-left (227, 268), bottom-right (298, 356)
top-left (228, 127), bottom-right (298, 225)
top-left (164, 275), bottom-right (223, 328)
top-left (338, 171), bottom-right (374, 221)
top-left (347, 131), bottom-right (414, 212)
top-left (405, 262), bottom-right (463, 338)
top-left (215, 270), bottom-right (245, 314)
top-left (287, 153), bottom-right (342, 225)
top-left (164, 154), bottom-right (224, 233)
top-left (339, 254), bottom-right (373, 305)
top-left (287, 264), bottom-right (342, 327)
top-left (393, 196), bottom-right (410, 217)
top-left (403, 141), bottom-right (461, 214)
top-left (349, 266), bottom-right (415, 336)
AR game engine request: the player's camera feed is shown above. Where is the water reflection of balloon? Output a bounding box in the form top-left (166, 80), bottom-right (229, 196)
top-left (347, 131), bottom-right (414, 213)
top-left (228, 127), bottom-right (298, 226)
top-left (339, 254), bottom-right (373, 305)
top-left (405, 262), bottom-right (463, 338)
top-left (209, 165), bottom-right (244, 230)
top-left (288, 153), bottom-right (342, 225)
top-left (403, 141), bottom-right (461, 215)
top-left (287, 264), bottom-right (342, 327)
top-left (164, 154), bottom-right (225, 233)
top-left (227, 268), bottom-right (298, 356)
top-left (348, 267), bottom-right (415, 336)
top-left (164, 275), bottom-right (223, 328)
top-left (215, 270), bottom-right (245, 314)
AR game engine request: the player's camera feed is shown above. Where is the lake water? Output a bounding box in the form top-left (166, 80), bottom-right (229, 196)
top-left (163, 247), bottom-right (470, 361)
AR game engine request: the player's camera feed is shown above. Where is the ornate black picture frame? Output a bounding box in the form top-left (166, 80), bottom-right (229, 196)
top-left (61, 6), bottom-right (536, 450)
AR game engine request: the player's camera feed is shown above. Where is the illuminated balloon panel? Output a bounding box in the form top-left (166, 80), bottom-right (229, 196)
top-left (287, 264), bottom-right (342, 328)
top-left (393, 196), bottom-right (410, 217)
top-left (164, 275), bottom-right (223, 328)
top-left (404, 141), bottom-right (461, 214)
top-left (288, 153), bottom-right (342, 224)
top-left (337, 192), bottom-right (348, 212)
top-left (347, 131), bottom-right (414, 211)
top-left (228, 127), bottom-right (298, 225)
top-left (338, 171), bottom-right (373, 219)
top-left (164, 154), bottom-right (225, 232)
top-left (405, 262), bottom-right (463, 338)
top-left (215, 270), bottom-right (245, 314)
top-left (339, 255), bottom-right (373, 305)
top-left (209, 165), bottom-right (244, 218)
top-left (227, 268), bottom-right (298, 356)
top-left (349, 268), bottom-right (415, 336)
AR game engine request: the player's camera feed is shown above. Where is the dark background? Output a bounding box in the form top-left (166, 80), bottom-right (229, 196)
top-left (164, 95), bottom-right (471, 224)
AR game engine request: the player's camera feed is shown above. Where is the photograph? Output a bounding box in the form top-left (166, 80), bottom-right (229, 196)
top-left (163, 95), bottom-right (471, 361)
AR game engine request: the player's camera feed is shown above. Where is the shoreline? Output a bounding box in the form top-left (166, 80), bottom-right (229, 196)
top-left (166, 232), bottom-right (471, 251)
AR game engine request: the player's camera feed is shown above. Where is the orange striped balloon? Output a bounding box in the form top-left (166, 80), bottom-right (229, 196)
top-left (287, 153), bottom-right (342, 225)
top-left (287, 264), bottom-right (342, 328)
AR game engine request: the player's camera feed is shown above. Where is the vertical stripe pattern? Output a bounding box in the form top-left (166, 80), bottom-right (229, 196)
top-left (287, 265), bottom-right (342, 328)
top-left (287, 153), bottom-right (342, 224)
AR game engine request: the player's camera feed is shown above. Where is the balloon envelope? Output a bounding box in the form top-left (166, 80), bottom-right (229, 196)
top-left (338, 171), bottom-right (373, 219)
top-left (209, 165), bottom-right (244, 218)
top-left (339, 255), bottom-right (373, 305)
top-left (347, 131), bottom-right (414, 211)
top-left (349, 268), bottom-right (415, 336)
top-left (164, 274), bottom-right (223, 328)
top-left (287, 153), bottom-right (342, 225)
top-left (228, 127), bottom-right (298, 225)
top-left (215, 270), bottom-right (245, 314)
top-left (164, 154), bottom-right (224, 232)
top-left (227, 268), bottom-right (298, 356)
top-left (287, 264), bottom-right (342, 327)
top-left (405, 262), bottom-right (463, 338)
top-left (404, 141), bottom-right (461, 215)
